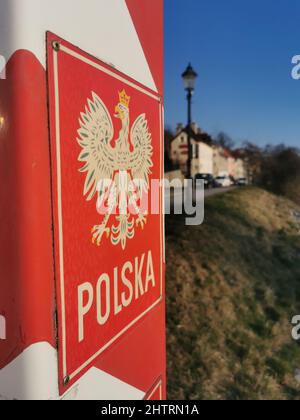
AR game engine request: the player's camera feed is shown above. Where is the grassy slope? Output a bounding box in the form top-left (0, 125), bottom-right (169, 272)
top-left (166, 187), bottom-right (300, 400)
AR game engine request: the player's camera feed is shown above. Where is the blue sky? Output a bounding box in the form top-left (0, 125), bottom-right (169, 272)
top-left (165, 0), bottom-right (300, 147)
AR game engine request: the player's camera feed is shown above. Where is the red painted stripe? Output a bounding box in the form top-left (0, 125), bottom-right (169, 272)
top-left (0, 50), bottom-right (56, 369)
top-left (125, 0), bottom-right (163, 96)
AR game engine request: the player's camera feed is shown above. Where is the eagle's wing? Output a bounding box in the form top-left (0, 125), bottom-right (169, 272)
top-left (77, 92), bottom-right (116, 201)
top-left (129, 114), bottom-right (153, 194)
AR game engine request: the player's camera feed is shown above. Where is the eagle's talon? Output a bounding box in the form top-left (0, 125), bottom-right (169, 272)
top-left (136, 214), bottom-right (147, 230)
top-left (91, 224), bottom-right (110, 246)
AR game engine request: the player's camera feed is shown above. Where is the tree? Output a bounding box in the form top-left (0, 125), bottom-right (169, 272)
top-left (242, 141), bottom-right (263, 184)
top-left (260, 145), bottom-right (300, 204)
top-left (164, 127), bottom-right (174, 158)
top-left (216, 132), bottom-right (235, 150)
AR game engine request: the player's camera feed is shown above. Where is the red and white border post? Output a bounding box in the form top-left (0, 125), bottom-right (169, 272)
top-left (0, 0), bottom-right (165, 400)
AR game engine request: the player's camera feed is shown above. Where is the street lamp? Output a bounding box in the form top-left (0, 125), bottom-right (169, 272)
top-left (182, 63), bottom-right (198, 179)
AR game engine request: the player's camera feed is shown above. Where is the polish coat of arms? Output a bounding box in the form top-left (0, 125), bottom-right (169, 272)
top-left (77, 90), bottom-right (153, 250)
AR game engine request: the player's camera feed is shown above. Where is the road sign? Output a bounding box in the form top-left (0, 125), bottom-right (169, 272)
top-left (47, 33), bottom-right (164, 391)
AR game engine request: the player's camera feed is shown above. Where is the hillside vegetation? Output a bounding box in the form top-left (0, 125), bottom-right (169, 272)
top-left (166, 187), bottom-right (300, 400)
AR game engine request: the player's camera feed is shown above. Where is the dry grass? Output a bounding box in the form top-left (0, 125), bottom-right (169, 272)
top-left (166, 187), bottom-right (300, 400)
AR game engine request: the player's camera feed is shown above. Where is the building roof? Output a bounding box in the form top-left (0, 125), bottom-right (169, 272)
top-left (171, 125), bottom-right (213, 146)
top-left (170, 124), bottom-right (246, 161)
top-left (223, 148), bottom-right (234, 158)
top-left (231, 149), bottom-right (246, 159)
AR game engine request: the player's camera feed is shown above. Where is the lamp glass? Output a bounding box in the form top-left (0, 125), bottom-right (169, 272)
top-left (182, 64), bottom-right (198, 91)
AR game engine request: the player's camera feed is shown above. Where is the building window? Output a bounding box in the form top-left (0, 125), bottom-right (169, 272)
top-left (194, 144), bottom-right (199, 159)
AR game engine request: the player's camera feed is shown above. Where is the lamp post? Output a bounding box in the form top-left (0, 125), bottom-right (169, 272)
top-left (182, 63), bottom-right (198, 179)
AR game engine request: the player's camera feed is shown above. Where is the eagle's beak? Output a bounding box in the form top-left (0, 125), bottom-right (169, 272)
top-left (114, 104), bottom-right (123, 119)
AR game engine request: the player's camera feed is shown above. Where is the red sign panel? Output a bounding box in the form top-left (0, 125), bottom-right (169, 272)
top-left (47, 33), bottom-right (164, 390)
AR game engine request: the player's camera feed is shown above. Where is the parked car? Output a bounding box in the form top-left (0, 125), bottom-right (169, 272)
top-left (194, 173), bottom-right (215, 189)
top-left (237, 177), bottom-right (248, 186)
top-left (214, 175), bottom-right (232, 188)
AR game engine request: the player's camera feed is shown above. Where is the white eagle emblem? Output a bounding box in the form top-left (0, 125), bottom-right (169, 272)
top-left (77, 90), bottom-right (153, 250)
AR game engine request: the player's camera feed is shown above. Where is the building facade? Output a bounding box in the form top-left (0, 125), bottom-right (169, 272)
top-left (213, 146), bottom-right (230, 177)
top-left (170, 124), bottom-right (214, 177)
top-left (169, 123), bottom-right (248, 181)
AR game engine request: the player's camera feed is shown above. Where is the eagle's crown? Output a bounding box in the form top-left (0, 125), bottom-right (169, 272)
top-left (119, 89), bottom-right (131, 108)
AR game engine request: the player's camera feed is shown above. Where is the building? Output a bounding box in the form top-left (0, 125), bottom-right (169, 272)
top-left (170, 123), bottom-right (214, 177)
top-left (232, 150), bottom-right (247, 179)
top-left (213, 146), bottom-right (231, 177)
top-left (169, 123), bottom-right (248, 181)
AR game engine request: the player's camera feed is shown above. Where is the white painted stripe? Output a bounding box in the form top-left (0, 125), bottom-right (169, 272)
top-left (0, 0), bottom-right (157, 91)
top-left (0, 342), bottom-right (145, 400)
top-left (61, 368), bottom-right (145, 401)
top-left (0, 342), bottom-right (59, 400)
